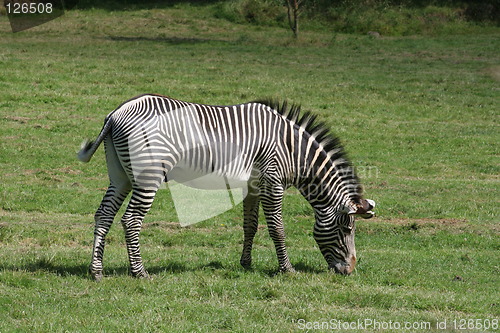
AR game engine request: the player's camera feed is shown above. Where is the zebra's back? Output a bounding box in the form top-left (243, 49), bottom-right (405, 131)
top-left (107, 94), bottom-right (286, 188)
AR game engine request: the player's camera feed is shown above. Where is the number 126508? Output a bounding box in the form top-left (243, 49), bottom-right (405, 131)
top-left (452, 319), bottom-right (498, 330)
top-left (5, 2), bottom-right (54, 14)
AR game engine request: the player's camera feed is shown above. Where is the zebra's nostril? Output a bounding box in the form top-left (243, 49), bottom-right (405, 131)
top-left (331, 263), bottom-right (352, 275)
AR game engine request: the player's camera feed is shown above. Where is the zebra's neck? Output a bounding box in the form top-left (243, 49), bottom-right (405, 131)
top-left (290, 129), bottom-right (360, 211)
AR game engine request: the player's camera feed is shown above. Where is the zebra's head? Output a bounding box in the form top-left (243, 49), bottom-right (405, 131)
top-left (313, 198), bottom-right (375, 275)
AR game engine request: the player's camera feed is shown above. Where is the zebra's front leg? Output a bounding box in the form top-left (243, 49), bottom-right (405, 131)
top-left (240, 190), bottom-right (260, 269)
top-left (261, 186), bottom-right (295, 273)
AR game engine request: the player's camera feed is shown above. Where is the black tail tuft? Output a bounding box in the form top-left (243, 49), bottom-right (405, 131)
top-left (77, 139), bottom-right (95, 163)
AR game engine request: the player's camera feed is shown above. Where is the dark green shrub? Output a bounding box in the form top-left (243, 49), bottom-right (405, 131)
top-left (213, 0), bottom-right (287, 26)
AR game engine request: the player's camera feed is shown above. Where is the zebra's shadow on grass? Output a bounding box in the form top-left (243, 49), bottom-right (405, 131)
top-left (147, 260), bottom-right (326, 278)
top-left (260, 262), bottom-right (326, 277)
top-left (0, 258), bottom-right (227, 278)
top-left (0, 258), bottom-right (90, 278)
top-left (0, 258), bottom-right (326, 279)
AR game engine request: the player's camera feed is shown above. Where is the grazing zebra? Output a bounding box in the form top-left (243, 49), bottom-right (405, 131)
top-left (78, 94), bottom-right (375, 281)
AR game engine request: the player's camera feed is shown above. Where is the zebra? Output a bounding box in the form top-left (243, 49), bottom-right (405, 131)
top-left (77, 94), bottom-right (375, 281)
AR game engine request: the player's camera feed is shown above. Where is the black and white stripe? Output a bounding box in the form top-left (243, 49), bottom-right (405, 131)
top-left (78, 94), bottom-right (375, 280)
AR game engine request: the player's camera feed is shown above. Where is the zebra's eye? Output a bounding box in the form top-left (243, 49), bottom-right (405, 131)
top-left (342, 225), bottom-right (353, 234)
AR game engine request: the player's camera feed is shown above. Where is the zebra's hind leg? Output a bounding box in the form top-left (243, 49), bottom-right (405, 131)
top-left (240, 188), bottom-right (260, 269)
top-left (91, 182), bottom-right (132, 281)
top-left (90, 138), bottom-right (132, 281)
top-left (121, 184), bottom-right (161, 278)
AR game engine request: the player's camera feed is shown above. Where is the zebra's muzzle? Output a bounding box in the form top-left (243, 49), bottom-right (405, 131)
top-left (331, 255), bottom-right (356, 275)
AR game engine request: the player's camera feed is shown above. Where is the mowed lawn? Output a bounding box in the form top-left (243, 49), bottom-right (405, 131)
top-left (0, 6), bottom-right (499, 332)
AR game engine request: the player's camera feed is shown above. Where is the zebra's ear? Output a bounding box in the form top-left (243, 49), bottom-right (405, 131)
top-left (348, 199), bottom-right (376, 218)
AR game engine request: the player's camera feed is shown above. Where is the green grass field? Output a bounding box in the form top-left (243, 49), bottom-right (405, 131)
top-left (1, 4), bottom-right (499, 332)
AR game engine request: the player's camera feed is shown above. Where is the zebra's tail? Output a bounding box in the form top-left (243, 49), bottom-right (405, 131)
top-left (77, 117), bottom-right (112, 163)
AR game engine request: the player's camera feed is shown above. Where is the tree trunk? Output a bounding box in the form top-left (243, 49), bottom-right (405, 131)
top-left (286, 0), bottom-right (301, 38)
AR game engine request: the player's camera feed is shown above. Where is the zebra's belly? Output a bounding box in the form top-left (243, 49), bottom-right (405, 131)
top-left (167, 165), bottom-right (250, 190)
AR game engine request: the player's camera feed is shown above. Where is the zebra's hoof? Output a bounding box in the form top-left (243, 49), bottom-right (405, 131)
top-left (131, 270), bottom-right (151, 279)
top-left (240, 259), bottom-right (252, 270)
top-left (89, 269), bottom-right (103, 282)
top-left (279, 266), bottom-right (297, 274)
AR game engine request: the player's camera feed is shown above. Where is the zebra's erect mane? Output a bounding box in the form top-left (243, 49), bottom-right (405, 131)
top-left (255, 99), bottom-right (362, 201)
top-left (255, 99), bottom-right (351, 163)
